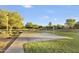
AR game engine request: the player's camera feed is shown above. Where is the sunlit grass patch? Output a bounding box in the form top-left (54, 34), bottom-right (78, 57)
top-left (0, 42), bottom-right (5, 48)
top-left (23, 39), bottom-right (72, 53)
top-left (0, 32), bottom-right (9, 38)
top-left (23, 32), bottom-right (79, 53)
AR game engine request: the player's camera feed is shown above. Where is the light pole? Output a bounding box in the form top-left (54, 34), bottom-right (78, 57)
top-left (6, 14), bottom-right (8, 35)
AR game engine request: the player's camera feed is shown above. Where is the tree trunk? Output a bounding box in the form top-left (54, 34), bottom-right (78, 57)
top-left (9, 26), bottom-right (13, 36)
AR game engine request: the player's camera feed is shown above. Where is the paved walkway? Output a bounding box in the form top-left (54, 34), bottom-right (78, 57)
top-left (5, 32), bottom-right (69, 53)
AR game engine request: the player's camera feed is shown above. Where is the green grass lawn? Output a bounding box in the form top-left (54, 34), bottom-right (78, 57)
top-left (23, 31), bottom-right (79, 53)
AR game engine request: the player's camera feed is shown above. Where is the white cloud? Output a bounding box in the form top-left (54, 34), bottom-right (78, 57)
top-left (23, 5), bottom-right (32, 8)
top-left (65, 16), bottom-right (78, 20)
top-left (42, 16), bottom-right (49, 19)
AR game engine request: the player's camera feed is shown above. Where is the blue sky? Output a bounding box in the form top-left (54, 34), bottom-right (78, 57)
top-left (0, 5), bottom-right (79, 26)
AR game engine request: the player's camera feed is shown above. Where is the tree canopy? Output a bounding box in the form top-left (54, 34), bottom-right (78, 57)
top-left (25, 22), bottom-right (33, 28)
top-left (0, 9), bottom-right (24, 29)
top-left (65, 19), bottom-right (76, 29)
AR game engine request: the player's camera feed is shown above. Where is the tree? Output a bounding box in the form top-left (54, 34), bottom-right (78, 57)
top-left (74, 21), bottom-right (79, 29)
top-left (0, 10), bottom-right (24, 35)
top-left (25, 22), bottom-right (33, 29)
top-left (32, 24), bottom-right (39, 29)
top-left (56, 24), bottom-right (64, 29)
top-left (8, 12), bottom-right (24, 35)
top-left (48, 22), bottom-right (53, 30)
top-left (48, 22), bottom-right (52, 27)
top-left (65, 19), bottom-right (76, 29)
